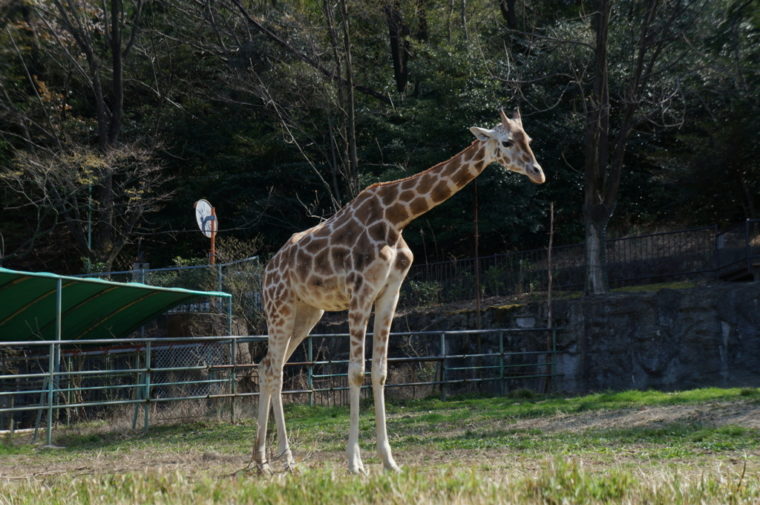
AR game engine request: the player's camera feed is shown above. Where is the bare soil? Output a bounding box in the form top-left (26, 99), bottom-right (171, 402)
top-left (509, 400), bottom-right (760, 433)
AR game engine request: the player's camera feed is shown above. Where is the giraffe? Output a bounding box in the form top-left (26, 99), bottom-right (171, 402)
top-left (253, 109), bottom-right (545, 475)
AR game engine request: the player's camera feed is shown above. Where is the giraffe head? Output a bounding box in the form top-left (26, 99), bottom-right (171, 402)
top-left (469, 109), bottom-right (546, 184)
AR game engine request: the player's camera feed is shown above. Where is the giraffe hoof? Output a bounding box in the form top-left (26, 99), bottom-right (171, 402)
top-left (384, 462), bottom-right (401, 473)
top-left (348, 462), bottom-right (367, 475)
top-left (282, 460), bottom-right (297, 473)
top-left (255, 462), bottom-right (272, 476)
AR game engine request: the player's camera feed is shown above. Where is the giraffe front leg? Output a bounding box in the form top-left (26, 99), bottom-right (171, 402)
top-left (267, 338), bottom-right (295, 473)
top-left (253, 356), bottom-right (273, 475)
top-left (347, 304), bottom-right (370, 475)
top-left (372, 277), bottom-right (404, 472)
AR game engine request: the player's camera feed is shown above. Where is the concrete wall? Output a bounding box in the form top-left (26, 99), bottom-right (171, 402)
top-left (330, 282), bottom-right (760, 393)
top-left (556, 282), bottom-right (760, 393)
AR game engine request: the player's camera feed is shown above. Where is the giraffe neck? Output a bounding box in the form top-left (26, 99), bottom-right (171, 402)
top-left (375, 141), bottom-right (488, 230)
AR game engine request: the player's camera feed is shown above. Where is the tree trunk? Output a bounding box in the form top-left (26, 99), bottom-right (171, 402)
top-left (584, 215), bottom-right (608, 294)
top-left (108, 0), bottom-right (123, 144)
top-left (460, 0), bottom-right (468, 41)
top-left (415, 0), bottom-right (428, 41)
top-left (383, 1), bottom-right (410, 93)
top-left (497, 0), bottom-right (518, 30)
top-left (583, 0), bottom-right (612, 295)
top-left (339, 0), bottom-right (359, 197)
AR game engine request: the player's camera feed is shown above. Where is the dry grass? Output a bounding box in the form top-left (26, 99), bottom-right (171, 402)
top-left (1, 388), bottom-right (759, 504)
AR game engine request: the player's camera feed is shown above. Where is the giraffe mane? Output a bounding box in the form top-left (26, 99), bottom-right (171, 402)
top-left (365, 139), bottom-right (481, 192)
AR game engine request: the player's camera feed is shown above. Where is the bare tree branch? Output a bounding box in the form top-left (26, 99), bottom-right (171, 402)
top-left (228, 0), bottom-right (391, 105)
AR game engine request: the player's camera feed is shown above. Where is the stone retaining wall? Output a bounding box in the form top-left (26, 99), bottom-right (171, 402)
top-left (314, 282), bottom-right (760, 393)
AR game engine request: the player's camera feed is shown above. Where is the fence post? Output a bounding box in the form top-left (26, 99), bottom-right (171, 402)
top-left (712, 224), bottom-right (720, 279)
top-left (131, 351), bottom-right (142, 430)
top-left (549, 328), bottom-right (557, 392)
top-left (217, 263), bottom-right (224, 294)
top-left (229, 338), bottom-right (237, 423)
top-left (46, 342), bottom-right (55, 446)
top-left (46, 278), bottom-right (63, 446)
top-left (745, 219), bottom-right (751, 277)
top-left (227, 298), bottom-right (236, 422)
top-left (439, 332), bottom-right (447, 401)
top-left (499, 331), bottom-right (505, 396)
top-left (307, 336), bottom-right (314, 407)
top-left (143, 341), bottom-right (151, 432)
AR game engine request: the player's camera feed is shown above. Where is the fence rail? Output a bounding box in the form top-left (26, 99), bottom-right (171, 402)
top-left (403, 220), bottom-right (760, 305)
top-left (71, 221), bottom-right (759, 314)
top-left (0, 328), bottom-right (558, 443)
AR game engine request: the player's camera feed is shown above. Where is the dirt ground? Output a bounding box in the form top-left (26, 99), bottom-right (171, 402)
top-left (509, 400), bottom-right (760, 433)
top-left (2, 400), bottom-right (759, 481)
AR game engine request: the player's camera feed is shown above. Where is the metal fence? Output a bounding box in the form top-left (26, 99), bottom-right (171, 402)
top-left (716, 219), bottom-right (760, 281)
top-left (403, 221), bottom-right (760, 305)
top-left (75, 256), bottom-right (263, 314)
top-left (0, 328), bottom-right (557, 442)
top-left (77, 257), bottom-right (265, 336)
top-left (72, 221), bottom-right (759, 315)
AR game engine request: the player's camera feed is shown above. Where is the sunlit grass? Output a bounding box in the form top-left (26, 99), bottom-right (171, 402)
top-left (1, 387), bottom-right (758, 504)
top-left (1, 459), bottom-right (758, 505)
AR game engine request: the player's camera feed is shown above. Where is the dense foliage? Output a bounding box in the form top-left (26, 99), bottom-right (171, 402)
top-left (0, 0), bottom-right (756, 273)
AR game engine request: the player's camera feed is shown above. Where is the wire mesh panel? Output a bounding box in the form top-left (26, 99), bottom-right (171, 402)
top-left (717, 220), bottom-right (760, 280)
top-left (151, 342), bottom-right (230, 399)
top-left (404, 226), bottom-right (720, 308)
top-left (0, 329), bottom-right (559, 436)
top-left (72, 225), bottom-right (749, 313)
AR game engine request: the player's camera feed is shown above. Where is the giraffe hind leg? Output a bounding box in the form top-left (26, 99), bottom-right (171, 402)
top-left (371, 274), bottom-right (405, 472)
top-left (253, 291), bottom-right (296, 474)
top-left (271, 303), bottom-right (324, 472)
top-left (253, 355), bottom-right (273, 474)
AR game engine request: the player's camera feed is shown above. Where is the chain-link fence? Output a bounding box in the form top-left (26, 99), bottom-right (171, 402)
top-left (73, 222), bottom-right (759, 314)
top-left (716, 219), bottom-right (760, 281)
top-left (402, 223), bottom-right (759, 307)
top-left (0, 328), bottom-right (558, 441)
top-left (78, 257), bottom-right (265, 334)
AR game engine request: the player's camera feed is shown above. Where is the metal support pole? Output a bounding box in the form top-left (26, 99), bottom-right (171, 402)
top-left (143, 342), bottom-right (151, 432)
top-left (229, 338), bottom-right (236, 423)
top-left (745, 219), bottom-right (751, 276)
top-left (713, 224), bottom-right (720, 279)
top-left (549, 328), bottom-right (557, 392)
top-left (307, 337), bottom-right (314, 407)
top-left (46, 278), bottom-right (63, 446)
top-left (227, 298), bottom-right (235, 422)
top-left (227, 297), bottom-right (233, 335)
top-left (499, 331), bottom-right (505, 396)
top-left (131, 352), bottom-right (142, 430)
top-left (46, 342), bottom-right (55, 446)
top-left (439, 332), bottom-right (447, 401)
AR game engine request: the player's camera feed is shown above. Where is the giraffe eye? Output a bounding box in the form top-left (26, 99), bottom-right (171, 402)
top-left (501, 140), bottom-right (513, 148)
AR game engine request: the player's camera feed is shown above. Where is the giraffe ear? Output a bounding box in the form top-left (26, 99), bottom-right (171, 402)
top-left (470, 126), bottom-right (494, 142)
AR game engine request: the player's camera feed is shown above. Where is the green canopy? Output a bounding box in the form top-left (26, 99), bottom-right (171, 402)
top-left (0, 267), bottom-right (231, 341)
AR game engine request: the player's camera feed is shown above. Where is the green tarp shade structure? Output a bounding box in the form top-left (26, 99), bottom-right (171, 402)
top-left (0, 267), bottom-right (231, 341)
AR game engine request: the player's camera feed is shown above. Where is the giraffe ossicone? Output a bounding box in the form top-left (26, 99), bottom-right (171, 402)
top-left (253, 110), bottom-right (545, 475)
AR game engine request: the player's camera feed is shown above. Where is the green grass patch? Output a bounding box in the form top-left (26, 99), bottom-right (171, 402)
top-left (423, 423), bottom-right (760, 458)
top-left (1, 459), bottom-right (758, 505)
top-left (2, 388), bottom-right (759, 504)
top-left (11, 387), bottom-right (757, 459)
top-left (388, 387), bottom-right (760, 424)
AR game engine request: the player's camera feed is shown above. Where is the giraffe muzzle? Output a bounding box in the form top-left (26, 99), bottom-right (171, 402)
top-left (528, 164), bottom-right (546, 184)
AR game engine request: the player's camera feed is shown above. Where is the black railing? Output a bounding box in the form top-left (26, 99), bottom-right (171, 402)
top-left (73, 222), bottom-right (759, 311)
top-left (716, 219), bottom-right (760, 281)
top-left (401, 221), bottom-right (759, 307)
